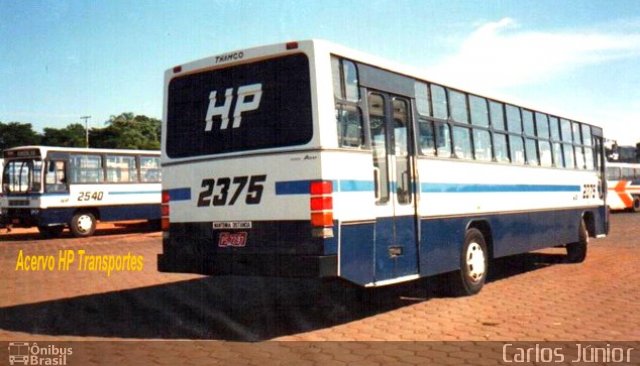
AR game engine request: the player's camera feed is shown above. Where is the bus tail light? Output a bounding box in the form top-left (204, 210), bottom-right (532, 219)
top-left (310, 181), bottom-right (332, 195)
top-left (161, 190), bottom-right (170, 231)
top-left (310, 180), bottom-right (334, 238)
top-left (310, 196), bottom-right (333, 211)
top-left (311, 212), bottom-right (334, 227)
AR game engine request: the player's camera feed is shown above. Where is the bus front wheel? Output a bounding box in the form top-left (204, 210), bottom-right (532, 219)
top-left (632, 196), bottom-right (640, 213)
top-left (70, 211), bottom-right (96, 237)
top-left (451, 228), bottom-right (488, 296)
top-left (566, 219), bottom-right (588, 263)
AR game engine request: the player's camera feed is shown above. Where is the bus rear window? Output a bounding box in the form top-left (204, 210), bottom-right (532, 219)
top-left (166, 54), bottom-right (312, 158)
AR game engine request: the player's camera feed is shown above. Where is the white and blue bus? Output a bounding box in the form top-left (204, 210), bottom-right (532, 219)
top-left (1, 146), bottom-right (161, 237)
top-left (158, 40), bottom-right (608, 294)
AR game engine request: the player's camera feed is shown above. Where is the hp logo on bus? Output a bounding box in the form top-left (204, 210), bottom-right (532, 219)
top-left (204, 83), bottom-right (263, 131)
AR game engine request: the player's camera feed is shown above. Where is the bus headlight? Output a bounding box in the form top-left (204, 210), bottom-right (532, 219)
top-left (30, 209), bottom-right (40, 216)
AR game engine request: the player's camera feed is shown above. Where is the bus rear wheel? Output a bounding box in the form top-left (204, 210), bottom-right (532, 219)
top-left (70, 211), bottom-right (96, 238)
top-left (566, 219), bottom-right (588, 263)
top-left (632, 196), bottom-right (640, 213)
top-left (38, 225), bottom-right (64, 239)
top-left (450, 228), bottom-right (488, 296)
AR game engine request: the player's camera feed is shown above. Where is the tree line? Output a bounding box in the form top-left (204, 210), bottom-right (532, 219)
top-left (0, 113), bottom-right (160, 151)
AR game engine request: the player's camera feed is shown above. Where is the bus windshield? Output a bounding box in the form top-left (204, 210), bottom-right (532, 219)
top-left (166, 53), bottom-right (313, 158)
top-left (2, 159), bottom-right (43, 194)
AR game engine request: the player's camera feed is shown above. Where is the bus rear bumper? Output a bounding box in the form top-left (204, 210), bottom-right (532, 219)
top-left (157, 253), bottom-right (338, 278)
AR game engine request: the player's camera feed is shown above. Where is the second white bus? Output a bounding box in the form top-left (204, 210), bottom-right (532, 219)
top-left (1, 146), bottom-right (161, 237)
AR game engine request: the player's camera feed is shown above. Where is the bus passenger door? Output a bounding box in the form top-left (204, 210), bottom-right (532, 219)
top-left (368, 92), bottom-right (419, 283)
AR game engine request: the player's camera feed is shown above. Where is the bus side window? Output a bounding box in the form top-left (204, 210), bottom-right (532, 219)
top-left (472, 128), bottom-right (492, 161)
top-left (69, 154), bottom-right (103, 183)
top-left (506, 105), bottom-right (522, 134)
top-left (140, 157), bottom-right (161, 183)
top-left (489, 101), bottom-right (506, 130)
top-left (509, 135), bottom-right (525, 165)
top-left (435, 123), bottom-right (452, 157)
top-left (331, 57), bottom-right (360, 102)
top-left (106, 155), bottom-right (138, 183)
top-left (539, 141), bottom-right (553, 167)
top-left (418, 118), bottom-right (436, 156)
top-left (493, 133), bottom-right (510, 163)
top-left (430, 84), bottom-right (448, 120)
top-left (448, 89), bottom-right (468, 123)
top-left (563, 143), bottom-right (575, 169)
top-left (45, 161), bottom-right (67, 193)
top-left (336, 104), bottom-right (364, 148)
top-left (584, 147), bottom-right (594, 170)
top-left (553, 142), bottom-right (564, 167)
top-left (525, 138), bottom-right (539, 166)
top-left (453, 126), bottom-right (472, 159)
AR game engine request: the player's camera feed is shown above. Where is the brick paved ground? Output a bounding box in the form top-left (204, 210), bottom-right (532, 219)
top-left (0, 214), bottom-right (638, 365)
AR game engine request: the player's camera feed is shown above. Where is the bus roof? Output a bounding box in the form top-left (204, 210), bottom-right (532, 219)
top-left (3, 145), bottom-right (160, 158)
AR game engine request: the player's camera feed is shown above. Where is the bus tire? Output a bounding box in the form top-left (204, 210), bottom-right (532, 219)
top-left (566, 219), bottom-right (588, 263)
top-left (451, 228), bottom-right (488, 296)
top-left (38, 225), bottom-right (64, 239)
top-left (632, 196), bottom-right (640, 213)
top-left (70, 211), bottom-right (96, 237)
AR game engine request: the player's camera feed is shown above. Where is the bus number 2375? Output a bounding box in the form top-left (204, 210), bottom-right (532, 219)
top-left (197, 175), bottom-right (266, 207)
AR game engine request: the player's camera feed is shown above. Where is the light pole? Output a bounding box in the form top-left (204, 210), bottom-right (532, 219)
top-left (80, 115), bottom-right (91, 147)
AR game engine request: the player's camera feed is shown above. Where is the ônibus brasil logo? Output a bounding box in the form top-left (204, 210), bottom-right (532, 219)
top-left (8, 342), bottom-right (72, 365)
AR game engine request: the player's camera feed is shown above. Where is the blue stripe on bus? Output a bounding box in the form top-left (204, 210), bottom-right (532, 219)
top-left (275, 180), bottom-right (312, 195)
top-left (275, 180), bottom-right (375, 195)
top-left (420, 183), bottom-right (581, 193)
top-left (274, 180), bottom-right (580, 195)
top-left (167, 188), bottom-right (191, 201)
top-left (338, 180), bottom-right (375, 192)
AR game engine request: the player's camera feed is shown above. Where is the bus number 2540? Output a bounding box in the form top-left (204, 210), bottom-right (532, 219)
top-left (197, 175), bottom-right (266, 207)
top-left (77, 191), bottom-right (104, 201)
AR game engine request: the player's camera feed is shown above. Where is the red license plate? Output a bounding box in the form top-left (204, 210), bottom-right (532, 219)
top-left (218, 232), bottom-right (248, 247)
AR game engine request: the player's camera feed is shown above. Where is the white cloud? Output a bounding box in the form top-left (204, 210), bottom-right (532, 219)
top-left (427, 17), bottom-right (640, 90)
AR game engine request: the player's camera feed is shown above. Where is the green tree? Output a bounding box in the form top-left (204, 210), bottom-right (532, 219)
top-left (0, 121), bottom-right (41, 150)
top-left (42, 123), bottom-right (86, 147)
top-left (91, 113), bottom-right (160, 149)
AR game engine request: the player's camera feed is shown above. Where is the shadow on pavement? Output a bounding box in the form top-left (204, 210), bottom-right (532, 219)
top-left (0, 222), bottom-right (158, 242)
top-left (0, 251), bottom-right (567, 341)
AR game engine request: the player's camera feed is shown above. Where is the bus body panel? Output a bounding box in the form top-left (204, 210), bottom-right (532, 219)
top-left (1, 146), bottom-right (161, 232)
top-left (159, 40), bottom-right (609, 288)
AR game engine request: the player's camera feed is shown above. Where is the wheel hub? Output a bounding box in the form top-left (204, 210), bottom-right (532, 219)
top-left (466, 242), bottom-right (486, 283)
top-left (77, 215), bottom-right (93, 233)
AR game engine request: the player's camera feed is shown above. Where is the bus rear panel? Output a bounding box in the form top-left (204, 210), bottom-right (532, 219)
top-left (159, 44), bottom-right (338, 277)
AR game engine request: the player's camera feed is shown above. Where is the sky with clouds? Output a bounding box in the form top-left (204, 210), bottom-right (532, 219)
top-left (1, 0), bottom-right (639, 145)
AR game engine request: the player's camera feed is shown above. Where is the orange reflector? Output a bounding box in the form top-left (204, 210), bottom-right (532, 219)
top-left (311, 212), bottom-right (333, 227)
top-left (173, 65), bottom-right (182, 73)
top-left (286, 41), bottom-right (299, 50)
top-left (161, 217), bottom-right (170, 231)
top-left (310, 196), bottom-right (333, 211)
top-left (161, 204), bottom-right (170, 216)
top-left (310, 181), bottom-right (332, 195)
